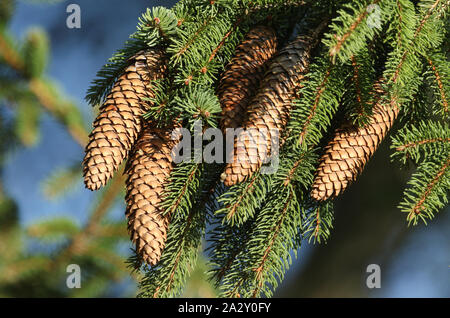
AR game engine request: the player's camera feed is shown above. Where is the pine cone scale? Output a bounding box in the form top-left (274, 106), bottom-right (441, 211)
top-left (218, 26), bottom-right (278, 130)
top-left (83, 49), bottom-right (166, 191)
top-left (223, 34), bottom-right (318, 186)
top-left (125, 123), bottom-right (178, 266)
top-left (311, 98), bottom-right (399, 200)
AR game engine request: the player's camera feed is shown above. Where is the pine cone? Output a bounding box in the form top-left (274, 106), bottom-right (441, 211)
top-left (125, 122), bottom-right (178, 266)
top-left (222, 34), bottom-right (318, 186)
top-left (218, 26), bottom-right (278, 131)
top-left (83, 49), bottom-right (167, 191)
top-left (311, 91), bottom-right (399, 201)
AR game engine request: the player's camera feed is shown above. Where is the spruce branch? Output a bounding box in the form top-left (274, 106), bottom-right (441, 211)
top-left (27, 217), bottom-right (79, 242)
top-left (218, 190), bottom-right (302, 298)
top-left (207, 216), bottom-right (254, 286)
top-left (173, 84), bottom-right (222, 128)
top-left (0, 30), bottom-right (24, 71)
top-left (400, 156), bottom-right (449, 225)
top-left (346, 47), bottom-right (376, 126)
top-left (22, 28), bottom-right (48, 78)
top-left (29, 78), bottom-right (88, 146)
top-left (391, 120), bottom-right (450, 164)
top-left (170, 15), bottom-right (239, 86)
top-left (72, 0), bottom-right (450, 298)
top-left (14, 95), bottom-right (42, 146)
top-left (324, 0), bottom-right (391, 63)
top-left (387, 0), bottom-right (416, 49)
top-left (287, 51), bottom-right (346, 150)
top-left (142, 79), bottom-right (173, 124)
top-left (250, 191), bottom-right (295, 297)
top-left (303, 201), bottom-right (334, 243)
top-left (161, 162), bottom-right (203, 217)
top-left (169, 18), bottom-right (211, 65)
top-left (424, 51), bottom-right (449, 118)
top-left (213, 151), bottom-right (316, 297)
top-left (0, 30), bottom-right (88, 146)
top-left (216, 173), bottom-right (271, 225)
top-left (386, 0), bottom-right (447, 93)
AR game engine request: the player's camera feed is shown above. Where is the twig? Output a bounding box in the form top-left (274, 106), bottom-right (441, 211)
top-left (0, 31), bottom-right (88, 147)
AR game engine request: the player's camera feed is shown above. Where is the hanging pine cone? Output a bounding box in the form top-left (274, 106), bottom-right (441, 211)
top-left (82, 49), bottom-right (167, 191)
top-left (125, 122), bottom-right (178, 266)
top-left (311, 86), bottom-right (399, 201)
top-left (218, 25), bottom-right (278, 131)
top-left (222, 31), bottom-right (321, 186)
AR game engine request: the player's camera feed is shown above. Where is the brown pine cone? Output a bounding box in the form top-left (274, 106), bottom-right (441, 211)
top-left (311, 89), bottom-right (399, 201)
top-left (222, 32), bottom-right (320, 186)
top-left (218, 26), bottom-right (278, 131)
top-left (83, 49), bottom-right (167, 191)
top-left (125, 122), bottom-right (178, 266)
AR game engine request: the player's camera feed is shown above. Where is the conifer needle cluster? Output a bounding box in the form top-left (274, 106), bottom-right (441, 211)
top-left (83, 0), bottom-right (449, 297)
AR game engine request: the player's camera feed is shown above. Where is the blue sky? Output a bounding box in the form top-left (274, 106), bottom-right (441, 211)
top-left (2, 0), bottom-right (449, 297)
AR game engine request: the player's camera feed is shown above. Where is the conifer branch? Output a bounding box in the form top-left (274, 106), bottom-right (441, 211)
top-left (164, 163), bottom-right (200, 216)
top-left (396, 138), bottom-right (450, 152)
top-left (28, 78), bottom-right (88, 146)
top-left (70, 0), bottom-right (450, 298)
top-left (296, 66), bottom-right (332, 145)
top-left (390, 0), bottom-right (416, 48)
top-left (324, 0), bottom-right (389, 62)
top-left (216, 173), bottom-right (271, 225)
top-left (207, 215), bottom-right (254, 286)
top-left (425, 52), bottom-right (449, 117)
top-left (162, 163), bottom-right (203, 215)
top-left (409, 158), bottom-right (449, 216)
top-left (0, 31), bottom-right (88, 147)
top-left (154, 207), bottom-right (195, 297)
top-left (389, 0), bottom-right (446, 85)
top-left (391, 120), bottom-right (450, 164)
top-left (251, 192), bottom-right (293, 297)
top-left (287, 53), bottom-right (346, 150)
top-left (400, 156), bottom-right (449, 225)
top-left (225, 173), bottom-right (259, 221)
top-left (342, 47), bottom-right (376, 126)
top-left (396, 1), bottom-right (404, 46)
top-left (414, 0), bottom-right (444, 36)
top-left (331, 1), bottom-right (379, 56)
top-left (283, 156), bottom-right (305, 186)
top-left (0, 31), bottom-right (24, 71)
top-left (303, 201), bottom-right (334, 243)
top-left (351, 55), bottom-right (364, 114)
top-left (172, 19), bottom-right (210, 62)
top-left (197, 15), bottom-right (243, 75)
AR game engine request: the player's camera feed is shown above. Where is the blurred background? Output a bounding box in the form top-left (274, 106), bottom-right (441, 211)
top-left (0, 0), bottom-right (448, 298)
